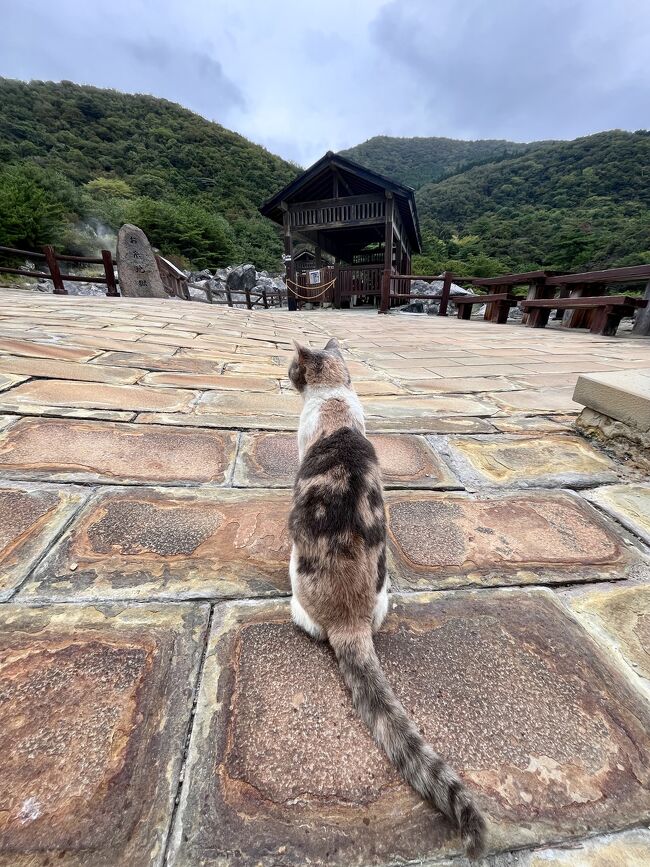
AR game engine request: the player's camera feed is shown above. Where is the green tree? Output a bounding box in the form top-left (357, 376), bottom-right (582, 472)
top-left (0, 162), bottom-right (78, 249)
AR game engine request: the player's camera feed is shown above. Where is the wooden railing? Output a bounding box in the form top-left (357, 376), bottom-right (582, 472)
top-left (289, 194), bottom-right (385, 230)
top-left (0, 244), bottom-right (118, 296)
top-left (155, 255), bottom-right (190, 300)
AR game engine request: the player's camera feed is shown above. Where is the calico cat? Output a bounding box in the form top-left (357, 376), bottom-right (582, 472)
top-left (288, 337), bottom-right (487, 860)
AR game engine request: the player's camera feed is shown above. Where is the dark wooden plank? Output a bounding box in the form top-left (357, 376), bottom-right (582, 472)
top-left (547, 265), bottom-right (650, 285)
top-left (521, 295), bottom-right (647, 309)
top-left (43, 245), bottom-right (67, 295)
top-left (471, 270), bottom-right (554, 286)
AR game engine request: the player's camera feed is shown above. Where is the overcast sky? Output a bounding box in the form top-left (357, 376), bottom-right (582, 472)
top-left (2, 0), bottom-right (649, 166)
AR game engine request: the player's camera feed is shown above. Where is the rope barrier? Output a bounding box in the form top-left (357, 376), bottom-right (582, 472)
top-left (285, 276), bottom-right (337, 301)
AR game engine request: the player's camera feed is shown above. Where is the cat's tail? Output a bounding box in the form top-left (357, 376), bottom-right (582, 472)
top-left (329, 627), bottom-right (487, 861)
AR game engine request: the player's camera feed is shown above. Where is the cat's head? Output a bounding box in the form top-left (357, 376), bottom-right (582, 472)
top-left (288, 337), bottom-right (351, 393)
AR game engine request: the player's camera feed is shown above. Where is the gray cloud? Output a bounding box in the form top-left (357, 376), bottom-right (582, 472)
top-left (1, 0), bottom-right (648, 165)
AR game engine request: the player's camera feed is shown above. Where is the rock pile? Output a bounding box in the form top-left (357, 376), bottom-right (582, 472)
top-left (187, 264), bottom-right (286, 306)
top-left (397, 279), bottom-right (476, 315)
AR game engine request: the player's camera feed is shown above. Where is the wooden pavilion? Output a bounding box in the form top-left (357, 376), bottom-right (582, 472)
top-left (260, 151), bottom-right (421, 308)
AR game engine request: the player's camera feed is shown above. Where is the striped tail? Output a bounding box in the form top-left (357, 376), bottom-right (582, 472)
top-left (329, 629), bottom-right (487, 860)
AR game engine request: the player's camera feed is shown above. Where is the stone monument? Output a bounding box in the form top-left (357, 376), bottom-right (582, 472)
top-left (116, 224), bottom-right (168, 298)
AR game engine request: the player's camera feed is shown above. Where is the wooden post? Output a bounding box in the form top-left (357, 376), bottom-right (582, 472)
top-left (43, 245), bottom-right (67, 294)
top-left (282, 203), bottom-right (296, 311)
top-left (379, 193), bottom-right (394, 314)
top-left (225, 285), bottom-right (233, 307)
top-left (262, 289), bottom-right (268, 309)
top-left (245, 286), bottom-right (252, 310)
top-left (333, 261), bottom-right (341, 308)
top-left (438, 271), bottom-right (452, 316)
top-left (102, 250), bottom-right (119, 296)
top-left (632, 281), bottom-right (650, 335)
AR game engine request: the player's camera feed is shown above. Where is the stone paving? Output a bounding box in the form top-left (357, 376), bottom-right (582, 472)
top-left (0, 286), bottom-right (649, 866)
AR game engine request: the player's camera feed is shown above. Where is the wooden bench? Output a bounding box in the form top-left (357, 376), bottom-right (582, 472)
top-left (455, 293), bottom-right (519, 324)
top-left (520, 295), bottom-right (647, 336)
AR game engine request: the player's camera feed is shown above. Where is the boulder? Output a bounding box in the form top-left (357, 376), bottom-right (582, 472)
top-left (116, 224), bottom-right (167, 298)
top-left (226, 264), bottom-right (256, 294)
top-left (398, 279), bottom-right (475, 315)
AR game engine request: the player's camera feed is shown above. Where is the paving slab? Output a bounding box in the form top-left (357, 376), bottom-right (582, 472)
top-left (0, 482), bottom-right (87, 601)
top-left (234, 432), bottom-right (462, 489)
top-left (0, 372), bottom-right (27, 392)
top-left (432, 433), bottom-right (618, 490)
top-left (403, 376), bottom-right (520, 394)
top-left (141, 371), bottom-right (280, 391)
top-left (502, 828), bottom-right (650, 866)
top-left (493, 387), bottom-right (582, 414)
top-left (20, 487), bottom-right (292, 602)
top-left (0, 602), bottom-right (209, 867)
top-left (583, 483), bottom-right (650, 545)
top-left (385, 490), bottom-right (645, 590)
top-left (565, 583), bottom-right (650, 681)
top-left (0, 405), bottom-right (137, 422)
top-left (0, 379), bottom-right (198, 413)
top-left (169, 590), bottom-right (650, 866)
top-left (0, 355), bottom-right (146, 384)
top-left (0, 418), bottom-right (238, 486)
top-left (0, 337), bottom-right (100, 362)
top-left (491, 414), bottom-right (577, 433)
top-left (92, 351), bottom-right (223, 374)
top-left (194, 390), bottom-right (301, 429)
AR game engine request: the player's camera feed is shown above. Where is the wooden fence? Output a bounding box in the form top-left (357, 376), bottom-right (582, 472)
top-left (0, 244), bottom-right (118, 296)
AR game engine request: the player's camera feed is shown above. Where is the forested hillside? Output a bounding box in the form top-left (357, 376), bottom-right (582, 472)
top-left (0, 79), bottom-right (299, 269)
top-left (343, 131), bottom-right (650, 275)
top-left (341, 135), bottom-right (536, 189)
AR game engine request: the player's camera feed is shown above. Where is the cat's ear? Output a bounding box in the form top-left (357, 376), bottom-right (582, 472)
top-left (293, 340), bottom-right (313, 361)
top-left (324, 337), bottom-right (343, 357)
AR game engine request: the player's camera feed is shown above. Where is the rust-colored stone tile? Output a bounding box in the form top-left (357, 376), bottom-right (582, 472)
top-left (583, 483), bottom-right (650, 545)
top-left (0, 355), bottom-right (146, 384)
top-left (385, 490), bottom-right (644, 590)
top-left (0, 338), bottom-right (100, 363)
top-left (435, 433), bottom-right (617, 489)
top-left (0, 405), bottom-right (137, 422)
top-left (566, 583), bottom-right (650, 680)
top-left (234, 432), bottom-right (462, 489)
top-left (141, 371), bottom-right (280, 391)
top-left (0, 379), bottom-right (198, 412)
top-left (0, 601), bottom-right (209, 867)
top-left (0, 482), bottom-right (87, 601)
top-left (170, 590), bottom-right (650, 865)
top-left (20, 487), bottom-right (291, 602)
top-left (0, 418), bottom-right (237, 485)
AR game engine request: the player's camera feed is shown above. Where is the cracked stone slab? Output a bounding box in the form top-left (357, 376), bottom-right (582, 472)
top-left (432, 433), bottom-right (618, 490)
top-left (0, 380), bottom-right (198, 413)
top-left (169, 589), bottom-right (650, 866)
top-left (583, 484), bottom-right (650, 545)
top-left (385, 490), bottom-right (645, 590)
top-left (0, 355), bottom-right (146, 384)
top-left (565, 583), bottom-right (650, 681)
top-left (0, 482), bottom-right (87, 601)
top-left (0, 601), bottom-right (209, 867)
top-left (92, 351), bottom-right (223, 374)
top-left (234, 432), bottom-right (462, 489)
top-left (20, 486), bottom-right (292, 602)
top-left (0, 418), bottom-right (237, 486)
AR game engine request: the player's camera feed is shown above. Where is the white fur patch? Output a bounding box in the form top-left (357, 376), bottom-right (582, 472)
top-left (297, 385), bottom-right (365, 460)
top-left (373, 582), bottom-right (389, 632)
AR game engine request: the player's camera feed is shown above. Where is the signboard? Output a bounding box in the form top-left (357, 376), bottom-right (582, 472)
top-left (308, 269), bottom-right (322, 285)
